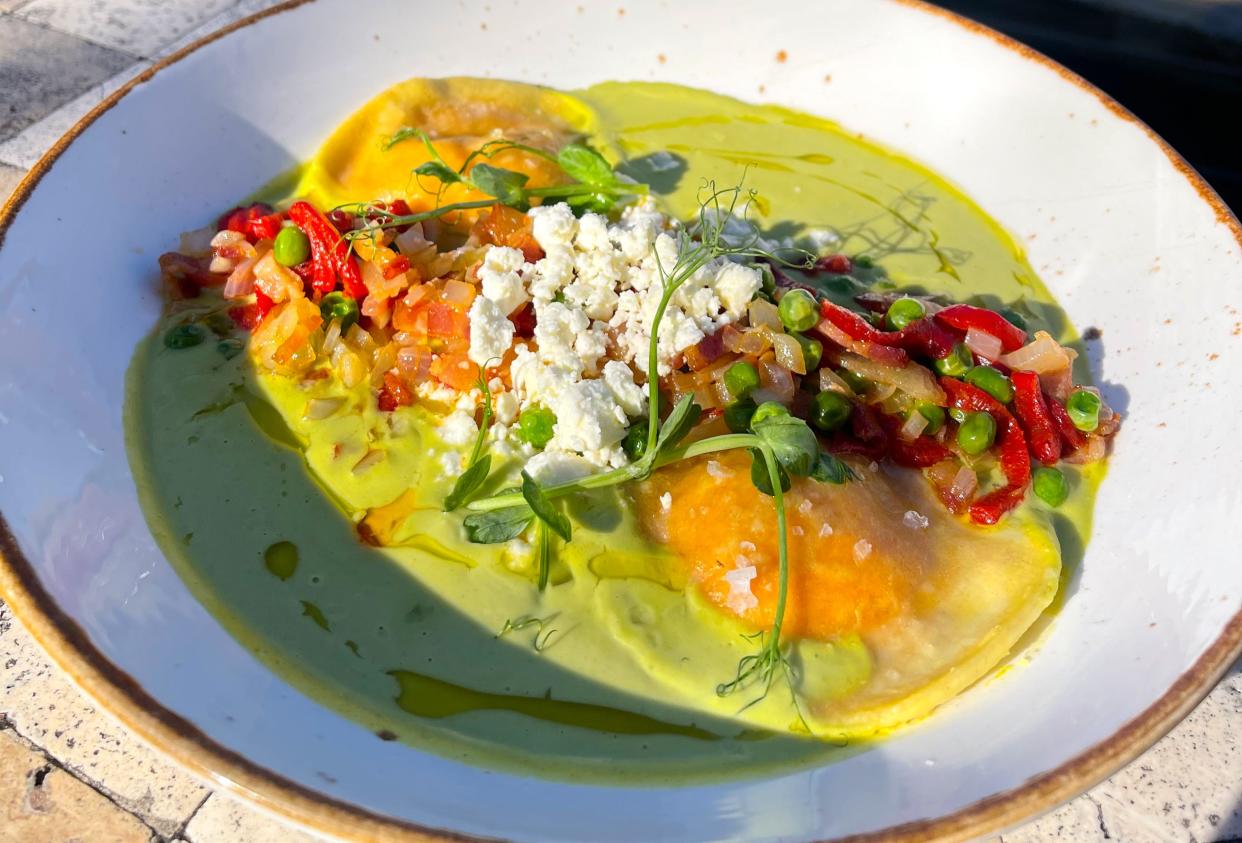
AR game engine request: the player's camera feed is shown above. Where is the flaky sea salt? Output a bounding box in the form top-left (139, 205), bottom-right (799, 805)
top-left (659, 492), bottom-right (672, 512)
top-left (819, 523), bottom-right (834, 538)
top-left (739, 540), bottom-right (756, 552)
top-left (853, 538), bottom-right (873, 561)
top-left (903, 510), bottom-right (930, 530)
top-left (797, 498), bottom-right (813, 515)
top-left (706, 459), bottom-right (732, 479)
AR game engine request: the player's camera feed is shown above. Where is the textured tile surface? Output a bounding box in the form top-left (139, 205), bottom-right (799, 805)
top-left (15, 0), bottom-right (238, 58)
top-left (0, 14), bottom-right (133, 141)
top-left (183, 792), bottom-right (331, 843)
top-left (0, 604), bottom-right (210, 837)
top-left (0, 60), bottom-right (149, 169)
top-left (0, 729), bottom-right (154, 843)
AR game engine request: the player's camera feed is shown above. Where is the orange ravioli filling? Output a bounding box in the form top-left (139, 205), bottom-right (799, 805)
top-left (635, 451), bottom-right (915, 641)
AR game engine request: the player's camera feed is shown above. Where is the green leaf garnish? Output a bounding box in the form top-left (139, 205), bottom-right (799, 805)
top-left (811, 452), bottom-right (856, 485)
top-left (535, 520), bottom-right (553, 591)
top-left (463, 505), bottom-right (533, 543)
top-left (414, 160), bottom-right (462, 184)
top-left (752, 414), bottom-right (818, 478)
top-left (556, 143), bottom-right (616, 186)
top-left (383, 126), bottom-right (422, 151)
top-left (468, 163), bottom-right (530, 205)
top-left (443, 454), bottom-right (492, 512)
top-left (749, 448), bottom-right (791, 496)
top-left (521, 470), bottom-right (572, 542)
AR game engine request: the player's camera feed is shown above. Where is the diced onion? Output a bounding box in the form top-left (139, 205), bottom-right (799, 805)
top-left (818, 368), bottom-right (853, 395)
top-left (352, 449), bottom-right (386, 475)
top-left (304, 396), bottom-right (346, 420)
top-left (442, 278), bottom-right (476, 307)
top-left (222, 256), bottom-right (257, 299)
top-left (322, 319), bottom-right (343, 355)
top-left (771, 332), bottom-right (806, 374)
top-left (835, 350), bottom-right (946, 404)
top-left (964, 326), bottom-right (1003, 361)
top-left (754, 357), bottom-right (795, 404)
top-left (179, 226), bottom-right (216, 257)
top-left (899, 410), bottom-right (929, 441)
top-left (950, 464), bottom-right (978, 500)
top-left (1000, 330), bottom-right (1074, 374)
top-left (748, 299), bottom-right (783, 331)
top-left (1064, 434), bottom-right (1106, 464)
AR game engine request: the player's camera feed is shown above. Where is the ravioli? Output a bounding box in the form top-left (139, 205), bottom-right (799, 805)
top-left (621, 450), bottom-right (1061, 737)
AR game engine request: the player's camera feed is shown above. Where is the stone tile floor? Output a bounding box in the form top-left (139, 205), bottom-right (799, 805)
top-left (1, 1), bottom-right (1240, 840)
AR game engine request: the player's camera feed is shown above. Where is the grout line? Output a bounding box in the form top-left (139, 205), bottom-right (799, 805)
top-left (9, 4), bottom-right (146, 61)
top-left (170, 791), bottom-right (213, 841)
top-left (2, 719), bottom-right (168, 841)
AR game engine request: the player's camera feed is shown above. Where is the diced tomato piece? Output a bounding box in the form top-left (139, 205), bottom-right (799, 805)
top-left (471, 204), bottom-right (545, 262)
top-left (510, 302), bottom-right (537, 337)
top-left (427, 302), bottom-right (468, 338)
top-left (378, 372), bottom-right (414, 412)
top-left (430, 352), bottom-right (478, 391)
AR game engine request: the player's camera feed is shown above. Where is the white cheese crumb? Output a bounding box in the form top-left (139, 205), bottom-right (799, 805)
top-left (903, 510), bottom-right (931, 530)
top-left (523, 451), bottom-right (594, 486)
top-left (492, 390), bottom-right (519, 425)
top-left (438, 450), bottom-right (462, 475)
top-left (478, 246), bottom-right (530, 316)
top-left (853, 538), bottom-right (873, 561)
top-left (466, 296), bottom-right (515, 366)
top-left (438, 410), bottom-right (478, 446)
top-left (601, 360), bottom-right (647, 418)
top-left (507, 538), bottom-right (532, 559)
top-left (659, 492), bottom-right (672, 512)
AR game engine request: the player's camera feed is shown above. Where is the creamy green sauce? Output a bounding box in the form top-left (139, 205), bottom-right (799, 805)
top-left (126, 81), bottom-right (1103, 784)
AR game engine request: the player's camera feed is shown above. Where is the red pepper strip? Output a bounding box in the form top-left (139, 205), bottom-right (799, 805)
top-left (891, 316), bottom-right (961, 360)
top-left (1010, 370), bottom-right (1062, 465)
top-left (288, 201), bottom-right (366, 298)
top-left (247, 212), bottom-right (284, 242)
top-left (941, 377), bottom-right (1032, 525)
top-left (935, 304), bottom-right (1027, 352)
top-left (878, 414), bottom-right (954, 468)
top-left (816, 301), bottom-right (910, 366)
top-left (1046, 394), bottom-right (1087, 450)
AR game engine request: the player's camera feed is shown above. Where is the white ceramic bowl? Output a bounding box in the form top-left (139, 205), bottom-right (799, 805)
top-left (2, 1), bottom-right (1240, 840)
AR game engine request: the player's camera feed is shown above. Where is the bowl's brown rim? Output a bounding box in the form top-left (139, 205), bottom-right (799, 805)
top-left (1, 1), bottom-right (1240, 841)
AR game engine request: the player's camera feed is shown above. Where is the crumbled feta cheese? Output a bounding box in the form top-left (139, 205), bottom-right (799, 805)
top-left (507, 538), bottom-right (532, 559)
top-left (416, 381), bottom-right (457, 405)
top-left (544, 378), bottom-right (628, 460)
top-left (467, 296), bottom-right (514, 367)
top-left (493, 390), bottom-right (519, 425)
top-left (524, 451), bottom-right (595, 486)
top-left (659, 492), bottom-right (672, 512)
top-left (903, 510), bottom-right (930, 530)
top-left (853, 538), bottom-right (873, 561)
top-left (478, 246), bottom-right (530, 316)
top-left (714, 261), bottom-right (763, 318)
top-left (601, 360), bottom-right (647, 418)
top-left (439, 410), bottom-right (477, 447)
top-left (438, 450), bottom-right (462, 475)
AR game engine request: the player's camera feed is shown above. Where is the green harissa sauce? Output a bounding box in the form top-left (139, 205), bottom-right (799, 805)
top-left (125, 80), bottom-right (1105, 785)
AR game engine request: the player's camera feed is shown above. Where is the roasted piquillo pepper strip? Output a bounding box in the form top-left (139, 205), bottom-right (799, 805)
top-left (935, 304), bottom-right (1027, 352)
top-left (1046, 393), bottom-right (1088, 451)
top-left (891, 316), bottom-right (961, 360)
top-left (1010, 370), bottom-right (1062, 465)
top-left (816, 301), bottom-right (910, 365)
top-left (941, 377), bottom-right (1032, 525)
top-left (878, 414), bottom-right (954, 468)
top-left (287, 201), bottom-right (367, 300)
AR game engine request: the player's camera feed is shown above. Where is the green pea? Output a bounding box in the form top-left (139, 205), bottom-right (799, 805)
top-left (964, 364), bottom-right (1014, 403)
top-left (1065, 390), bottom-right (1101, 432)
top-left (516, 406), bottom-right (557, 449)
top-left (273, 225), bottom-right (311, 267)
top-left (622, 423), bottom-right (648, 461)
top-left (1032, 466), bottom-right (1069, 507)
top-left (164, 323), bottom-right (206, 350)
top-left (723, 361), bottom-right (760, 399)
top-left (749, 401), bottom-right (790, 429)
top-left (792, 334), bottom-right (822, 372)
top-left (885, 297), bottom-right (926, 331)
top-left (319, 291), bottom-right (360, 332)
top-left (914, 402), bottom-right (946, 435)
top-left (853, 255), bottom-right (875, 269)
top-left (933, 342), bottom-right (974, 377)
top-left (956, 411), bottom-right (996, 455)
top-left (778, 288), bottom-right (818, 333)
top-left (809, 391), bottom-right (853, 432)
top-left (948, 407), bottom-right (968, 425)
top-left (837, 368), bottom-right (870, 395)
top-left (723, 399), bottom-right (757, 433)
